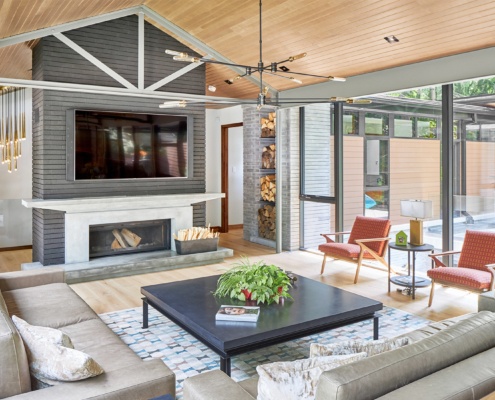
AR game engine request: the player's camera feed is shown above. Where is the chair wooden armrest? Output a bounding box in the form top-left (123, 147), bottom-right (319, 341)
top-left (486, 264), bottom-right (495, 290)
top-left (428, 250), bottom-right (460, 258)
top-left (428, 250), bottom-right (461, 269)
top-left (321, 232), bottom-right (351, 243)
top-left (354, 237), bottom-right (390, 244)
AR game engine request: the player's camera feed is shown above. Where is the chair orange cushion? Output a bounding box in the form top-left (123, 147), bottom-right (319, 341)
top-left (427, 266), bottom-right (492, 290)
top-left (347, 216), bottom-right (391, 256)
top-left (458, 230), bottom-right (495, 272)
top-left (318, 243), bottom-right (374, 260)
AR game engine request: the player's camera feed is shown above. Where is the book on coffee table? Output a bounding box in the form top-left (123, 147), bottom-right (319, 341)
top-left (215, 305), bottom-right (260, 322)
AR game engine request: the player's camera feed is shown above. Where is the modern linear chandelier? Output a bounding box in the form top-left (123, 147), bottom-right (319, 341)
top-left (162, 0), bottom-right (371, 109)
top-left (0, 87), bottom-right (26, 173)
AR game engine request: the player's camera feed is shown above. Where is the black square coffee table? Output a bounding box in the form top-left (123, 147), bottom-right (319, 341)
top-left (141, 274), bottom-right (382, 376)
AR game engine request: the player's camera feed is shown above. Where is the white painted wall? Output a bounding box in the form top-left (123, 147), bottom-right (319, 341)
top-left (228, 126), bottom-right (243, 225)
top-left (0, 88), bottom-right (32, 247)
top-left (205, 105), bottom-right (243, 227)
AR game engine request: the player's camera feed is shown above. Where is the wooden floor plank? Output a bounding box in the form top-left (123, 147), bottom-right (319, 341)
top-left (0, 229), bottom-right (478, 321)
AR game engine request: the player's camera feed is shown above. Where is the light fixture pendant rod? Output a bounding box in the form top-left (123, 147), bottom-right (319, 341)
top-left (258, 0), bottom-right (264, 102)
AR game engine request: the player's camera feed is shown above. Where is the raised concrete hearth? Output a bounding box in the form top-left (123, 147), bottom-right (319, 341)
top-left (22, 193), bottom-right (233, 282)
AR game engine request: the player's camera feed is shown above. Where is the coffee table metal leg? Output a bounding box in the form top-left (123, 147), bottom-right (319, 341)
top-left (220, 357), bottom-right (231, 376)
top-left (142, 298), bottom-right (149, 329)
top-left (373, 315), bottom-right (379, 340)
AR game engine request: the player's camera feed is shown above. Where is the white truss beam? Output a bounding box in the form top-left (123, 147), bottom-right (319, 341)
top-left (147, 57), bottom-right (208, 91)
top-left (138, 12), bottom-right (145, 90)
top-left (0, 77), bottom-right (253, 105)
top-left (54, 32), bottom-right (136, 90)
top-left (0, 7), bottom-right (142, 49)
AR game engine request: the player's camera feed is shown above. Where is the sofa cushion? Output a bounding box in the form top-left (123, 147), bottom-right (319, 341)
top-left (316, 311), bottom-right (495, 400)
top-left (2, 283), bottom-right (98, 329)
top-left (376, 346), bottom-right (495, 400)
top-left (238, 376), bottom-right (258, 398)
top-left (13, 313), bottom-right (104, 385)
top-left (0, 293), bottom-right (31, 398)
top-left (310, 337), bottom-right (410, 358)
top-left (59, 318), bottom-right (141, 372)
top-left (257, 353), bottom-right (367, 400)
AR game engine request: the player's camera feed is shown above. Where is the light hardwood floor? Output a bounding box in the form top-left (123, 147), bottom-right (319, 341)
top-left (0, 229), bottom-right (479, 322)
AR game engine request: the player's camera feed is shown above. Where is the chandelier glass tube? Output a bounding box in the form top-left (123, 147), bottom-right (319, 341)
top-left (0, 87), bottom-right (26, 173)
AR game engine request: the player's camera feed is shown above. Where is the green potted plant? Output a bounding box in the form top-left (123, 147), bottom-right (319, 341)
top-left (213, 258), bottom-right (293, 305)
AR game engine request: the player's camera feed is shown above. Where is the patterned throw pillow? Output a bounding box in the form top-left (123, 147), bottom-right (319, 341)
top-left (12, 316), bottom-right (74, 349)
top-left (256, 353), bottom-right (367, 400)
top-left (309, 337), bottom-right (410, 358)
top-left (12, 315), bottom-right (104, 386)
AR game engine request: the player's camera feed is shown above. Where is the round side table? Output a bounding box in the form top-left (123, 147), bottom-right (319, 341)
top-left (388, 242), bottom-right (434, 299)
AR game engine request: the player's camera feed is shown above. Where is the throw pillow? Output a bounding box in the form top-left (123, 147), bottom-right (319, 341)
top-left (256, 353), bottom-right (367, 400)
top-left (309, 337), bottom-right (410, 358)
top-left (12, 315), bottom-right (74, 348)
top-left (12, 315), bottom-right (104, 385)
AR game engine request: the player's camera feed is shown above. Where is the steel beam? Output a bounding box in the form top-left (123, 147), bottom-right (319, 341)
top-left (442, 84), bottom-right (454, 257)
top-left (333, 102), bottom-right (344, 238)
top-left (275, 108), bottom-right (282, 253)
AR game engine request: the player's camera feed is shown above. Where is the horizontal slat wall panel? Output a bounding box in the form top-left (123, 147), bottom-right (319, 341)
top-left (343, 136), bottom-right (364, 232)
top-left (389, 139), bottom-right (440, 225)
top-left (465, 142), bottom-right (495, 214)
top-left (32, 16), bottom-right (206, 265)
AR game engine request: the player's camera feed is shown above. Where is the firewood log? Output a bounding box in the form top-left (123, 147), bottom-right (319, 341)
top-left (121, 228), bottom-right (142, 248)
top-left (112, 229), bottom-right (128, 248)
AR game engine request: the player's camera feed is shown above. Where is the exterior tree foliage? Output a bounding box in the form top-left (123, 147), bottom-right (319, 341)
top-left (388, 77), bottom-right (495, 100)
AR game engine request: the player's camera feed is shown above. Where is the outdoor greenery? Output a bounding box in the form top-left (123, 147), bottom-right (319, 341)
top-left (388, 77), bottom-right (495, 101)
top-left (213, 258), bottom-right (292, 305)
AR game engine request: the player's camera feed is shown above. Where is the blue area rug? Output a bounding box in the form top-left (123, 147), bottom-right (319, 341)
top-left (99, 306), bottom-right (429, 399)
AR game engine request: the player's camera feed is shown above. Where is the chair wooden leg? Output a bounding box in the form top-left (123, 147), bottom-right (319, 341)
top-left (320, 255), bottom-right (327, 275)
top-left (354, 257), bottom-right (364, 284)
top-left (428, 281), bottom-right (435, 307)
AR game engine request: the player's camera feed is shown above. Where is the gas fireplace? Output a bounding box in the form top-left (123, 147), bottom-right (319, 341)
top-left (89, 219), bottom-right (171, 258)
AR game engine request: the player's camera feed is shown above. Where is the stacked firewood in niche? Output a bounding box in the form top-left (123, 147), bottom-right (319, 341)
top-left (260, 174), bottom-right (276, 202)
top-left (260, 112), bottom-right (276, 137)
top-left (258, 204), bottom-right (276, 240)
top-left (111, 229), bottom-right (142, 249)
top-left (261, 143), bottom-right (276, 169)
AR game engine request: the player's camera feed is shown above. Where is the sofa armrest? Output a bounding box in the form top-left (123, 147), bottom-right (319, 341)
top-left (0, 267), bottom-right (65, 292)
top-left (8, 358), bottom-right (174, 400)
top-left (183, 370), bottom-right (255, 400)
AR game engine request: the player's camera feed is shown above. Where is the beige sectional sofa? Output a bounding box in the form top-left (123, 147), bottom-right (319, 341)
top-left (0, 267), bottom-right (175, 399)
top-left (184, 311), bottom-right (495, 400)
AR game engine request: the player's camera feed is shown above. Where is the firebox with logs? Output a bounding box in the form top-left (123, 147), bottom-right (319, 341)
top-left (260, 174), bottom-right (276, 202)
top-left (261, 144), bottom-right (276, 169)
top-left (258, 204), bottom-right (276, 241)
top-left (89, 219), bottom-right (171, 258)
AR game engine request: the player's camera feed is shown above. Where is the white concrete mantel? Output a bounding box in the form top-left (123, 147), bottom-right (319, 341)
top-left (22, 193), bottom-right (225, 213)
top-left (22, 193), bottom-right (225, 264)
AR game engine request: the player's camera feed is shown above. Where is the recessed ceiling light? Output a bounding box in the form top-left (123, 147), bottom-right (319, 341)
top-left (207, 85), bottom-right (216, 92)
top-left (384, 35), bottom-right (399, 44)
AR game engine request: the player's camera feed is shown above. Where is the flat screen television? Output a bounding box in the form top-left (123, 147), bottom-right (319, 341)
top-left (71, 110), bottom-right (192, 180)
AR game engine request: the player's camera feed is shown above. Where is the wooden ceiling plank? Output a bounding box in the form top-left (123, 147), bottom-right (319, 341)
top-left (142, 5), bottom-right (278, 94)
